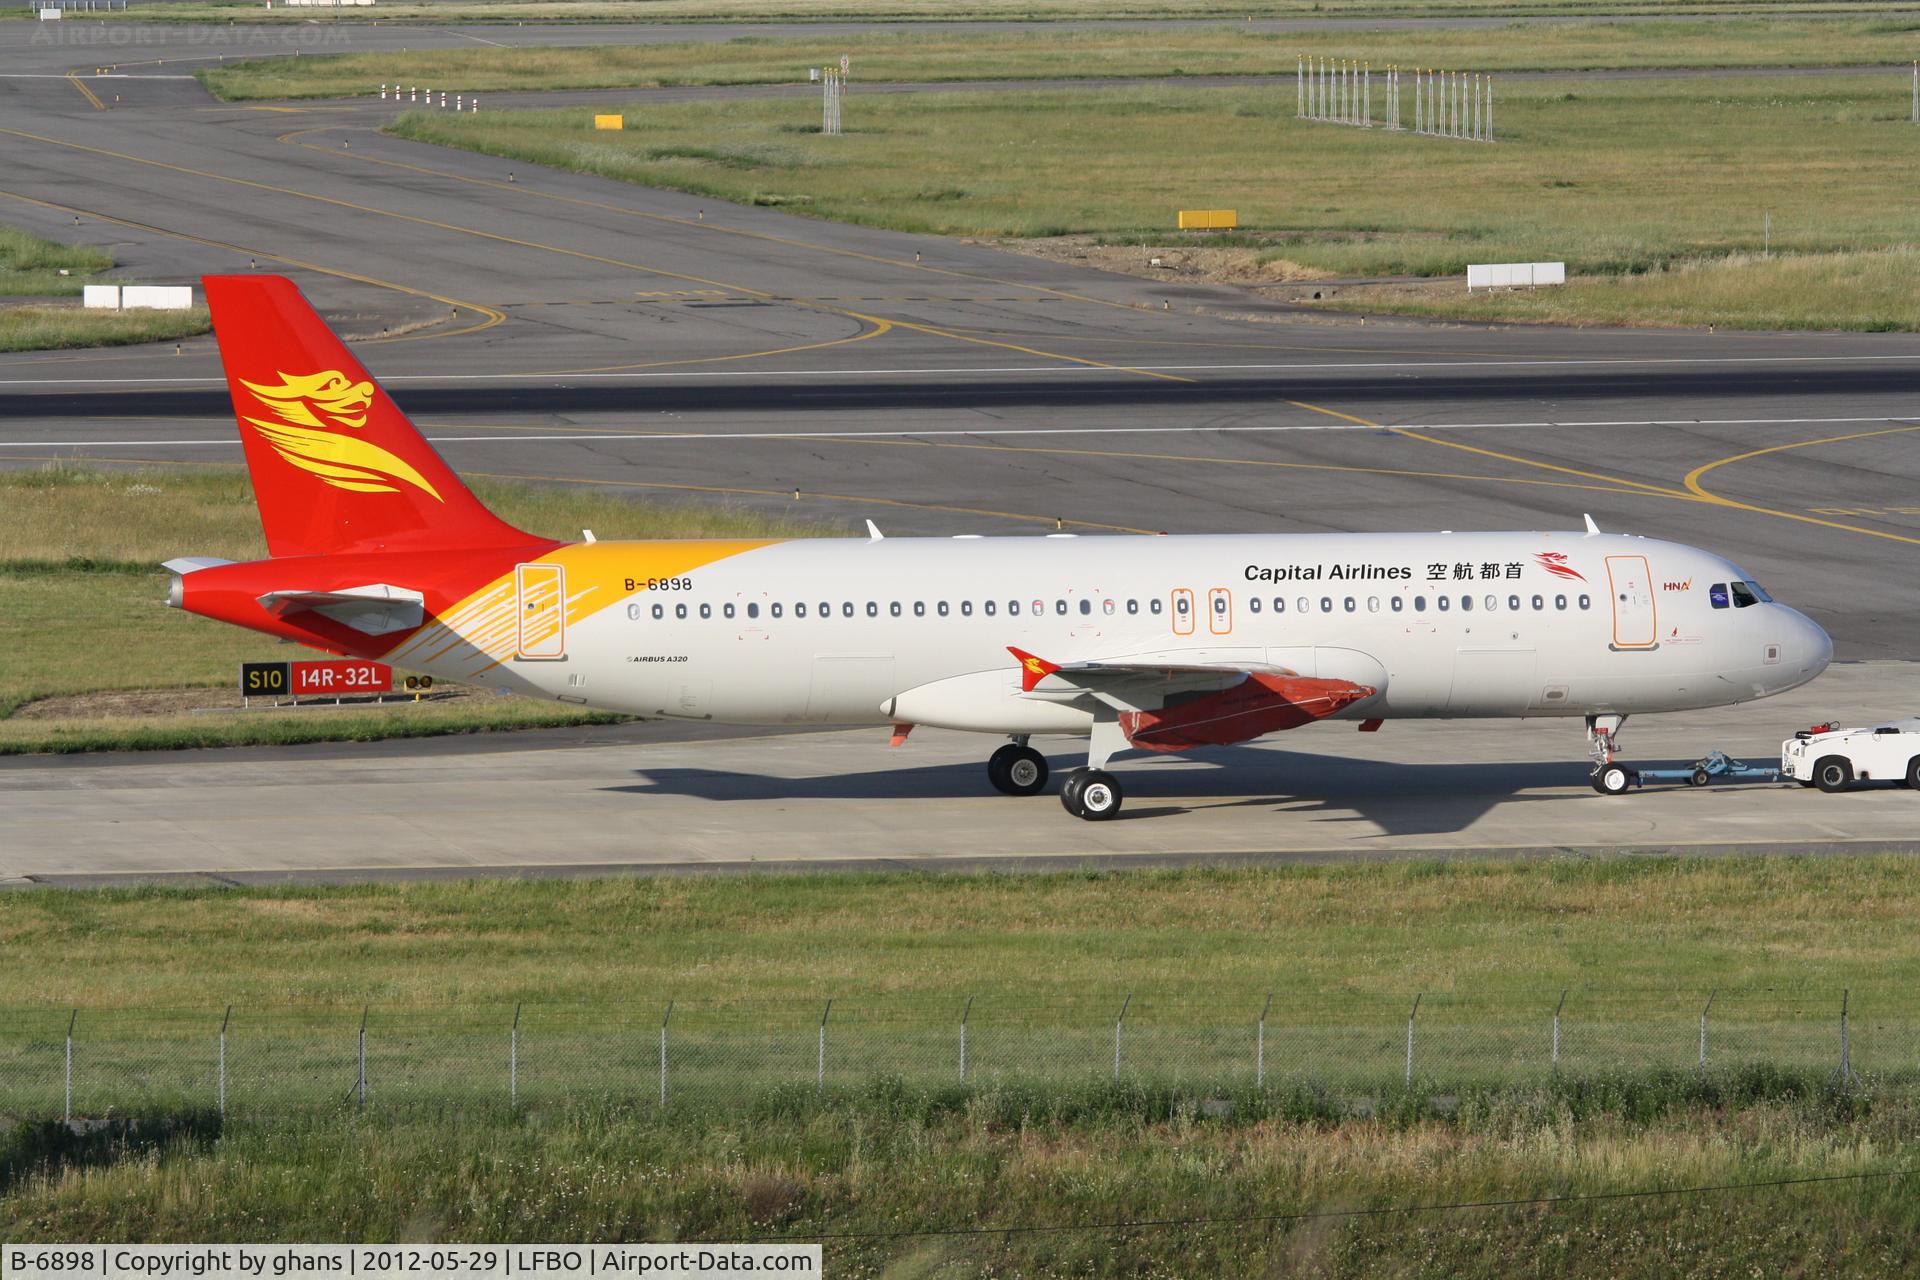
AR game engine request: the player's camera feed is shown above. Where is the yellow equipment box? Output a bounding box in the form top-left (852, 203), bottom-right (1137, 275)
top-left (1177, 209), bottom-right (1238, 230)
top-left (594, 114), bottom-right (624, 130)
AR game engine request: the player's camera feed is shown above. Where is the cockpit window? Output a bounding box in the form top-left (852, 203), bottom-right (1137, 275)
top-left (1709, 583), bottom-right (1730, 609)
top-left (1730, 582), bottom-right (1759, 608)
top-left (1745, 580), bottom-right (1774, 603)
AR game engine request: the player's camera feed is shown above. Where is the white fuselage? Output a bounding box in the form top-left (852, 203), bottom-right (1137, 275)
top-left (430, 530), bottom-right (1832, 739)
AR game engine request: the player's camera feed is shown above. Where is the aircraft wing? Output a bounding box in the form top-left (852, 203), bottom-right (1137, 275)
top-left (255, 583), bottom-right (426, 637)
top-left (1006, 646), bottom-right (1377, 750)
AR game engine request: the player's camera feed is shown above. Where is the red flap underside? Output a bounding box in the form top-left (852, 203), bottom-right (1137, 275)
top-left (1118, 674), bottom-right (1376, 752)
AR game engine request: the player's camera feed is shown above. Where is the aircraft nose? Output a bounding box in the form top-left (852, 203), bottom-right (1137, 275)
top-left (1789, 609), bottom-right (1833, 681)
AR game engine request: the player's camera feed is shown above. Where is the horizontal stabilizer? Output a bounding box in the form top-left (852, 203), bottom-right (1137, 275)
top-left (256, 583), bottom-right (425, 636)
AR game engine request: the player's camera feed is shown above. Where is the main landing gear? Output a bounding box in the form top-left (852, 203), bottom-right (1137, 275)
top-left (987, 740), bottom-right (1049, 796)
top-left (1060, 769), bottom-right (1124, 821)
top-left (984, 737), bottom-right (1125, 820)
top-left (1586, 713), bottom-right (1637, 796)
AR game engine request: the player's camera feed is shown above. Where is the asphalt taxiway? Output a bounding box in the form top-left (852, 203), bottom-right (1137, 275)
top-left (5, 661), bottom-right (1914, 887)
top-left (1, 18), bottom-right (1916, 878)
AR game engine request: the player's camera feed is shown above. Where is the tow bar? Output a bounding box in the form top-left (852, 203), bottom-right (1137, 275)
top-left (1622, 750), bottom-right (1782, 790)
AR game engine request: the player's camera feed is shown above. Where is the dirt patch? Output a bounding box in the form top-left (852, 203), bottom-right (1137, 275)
top-left (996, 234), bottom-right (1335, 287)
top-left (11, 686), bottom-right (483, 721)
top-left (992, 234), bottom-right (1450, 309)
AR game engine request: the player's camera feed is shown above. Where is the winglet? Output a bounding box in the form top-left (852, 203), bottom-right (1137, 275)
top-left (1582, 513), bottom-right (1601, 536)
top-left (1007, 645), bottom-right (1060, 694)
top-left (865, 519), bottom-right (884, 541)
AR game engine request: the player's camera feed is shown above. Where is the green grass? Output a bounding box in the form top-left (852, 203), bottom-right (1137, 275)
top-left (0, 306), bottom-right (210, 353)
top-left (5, 864), bottom-right (1920, 1271)
top-left (390, 71), bottom-right (1920, 329)
top-left (1332, 248), bottom-right (1920, 330)
top-left (4, 858), bottom-right (1918, 1009)
top-left (0, 226), bottom-right (210, 350)
top-left (0, 465), bottom-right (822, 750)
top-left (199, 19), bottom-right (1920, 101)
top-left (4, 1081), bottom-right (1917, 1275)
top-left (55, 0), bottom-right (1920, 24)
top-left (0, 226), bottom-right (111, 298)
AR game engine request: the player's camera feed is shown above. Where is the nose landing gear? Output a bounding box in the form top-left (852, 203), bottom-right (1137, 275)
top-left (1587, 713), bottom-right (1637, 795)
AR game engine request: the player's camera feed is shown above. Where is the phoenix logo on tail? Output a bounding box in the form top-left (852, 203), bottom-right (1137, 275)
top-left (239, 369), bottom-right (444, 502)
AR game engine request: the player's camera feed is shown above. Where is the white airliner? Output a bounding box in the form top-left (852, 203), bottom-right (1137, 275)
top-left (166, 276), bottom-right (1834, 819)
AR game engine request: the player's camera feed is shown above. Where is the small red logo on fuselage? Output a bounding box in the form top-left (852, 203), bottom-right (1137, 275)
top-left (1662, 579), bottom-right (1693, 592)
top-left (1534, 551), bottom-right (1586, 582)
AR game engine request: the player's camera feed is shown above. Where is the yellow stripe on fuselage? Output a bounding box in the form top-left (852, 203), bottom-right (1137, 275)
top-left (385, 539), bottom-right (779, 677)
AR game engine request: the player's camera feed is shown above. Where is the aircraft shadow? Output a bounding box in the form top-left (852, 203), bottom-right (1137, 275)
top-left (606, 747), bottom-right (1598, 838)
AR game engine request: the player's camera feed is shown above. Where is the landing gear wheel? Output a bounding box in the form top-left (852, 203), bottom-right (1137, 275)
top-left (987, 744), bottom-right (1049, 796)
top-left (1814, 755), bottom-right (1854, 794)
top-left (1689, 767), bottom-right (1711, 788)
top-left (1062, 769), bottom-right (1123, 821)
top-left (1905, 756), bottom-right (1920, 790)
top-left (1592, 764), bottom-right (1635, 796)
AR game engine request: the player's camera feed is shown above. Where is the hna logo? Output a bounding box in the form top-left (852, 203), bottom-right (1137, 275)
top-left (1662, 578), bottom-right (1693, 592)
top-left (240, 369), bottom-right (444, 502)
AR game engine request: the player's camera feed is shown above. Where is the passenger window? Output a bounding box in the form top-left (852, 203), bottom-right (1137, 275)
top-left (1173, 596), bottom-right (1188, 616)
top-left (961, 601), bottom-right (973, 617)
top-left (1079, 599), bottom-right (1092, 616)
top-left (1391, 597), bottom-right (1403, 613)
top-left (628, 603), bottom-right (641, 621)
top-left (1531, 594), bottom-right (1544, 610)
top-left (1709, 583), bottom-right (1730, 609)
top-left (819, 601), bottom-right (830, 618)
top-left (938, 602), bottom-right (950, 617)
top-left (1127, 600), bottom-right (1139, 615)
top-left (1274, 597), bottom-right (1286, 613)
top-left (724, 603), bottom-right (736, 619)
top-left (1485, 595), bottom-right (1497, 611)
top-left (1414, 596), bottom-right (1427, 613)
top-left (796, 603), bottom-right (808, 618)
top-left (1249, 597), bottom-right (1262, 614)
top-left (652, 603), bottom-right (665, 620)
top-left (1343, 597), bottom-right (1356, 613)
top-left (746, 603), bottom-right (759, 619)
top-left (1578, 594), bottom-right (1591, 610)
top-left (1368, 597), bottom-right (1380, 613)
top-left (1032, 599), bottom-right (1044, 616)
top-left (770, 603), bottom-right (782, 618)
top-left (675, 603), bottom-right (688, 619)
top-left (1216, 596), bottom-right (1229, 615)
top-left (1437, 596), bottom-right (1451, 611)
top-left (1011, 600), bottom-right (1022, 616)
top-left (1460, 596), bottom-right (1472, 612)
top-left (1555, 595), bottom-right (1567, 610)
top-left (1731, 582), bottom-right (1759, 608)
top-left (1150, 599), bottom-right (1163, 615)
top-left (867, 602), bottom-right (879, 617)
top-left (1320, 597), bottom-right (1333, 613)
top-left (890, 602), bottom-right (902, 617)
top-left (1298, 597), bottom-right (1310, 614)
top-left (1055, 599), bottom-right (1068, 616)
top-left (843, 602), bottom-right (855, 618)
top-left (914, 601), bottom-right (926, 617)
top-left (1103, 599), bottom-right (1115, 616)
top-left (985, 600), bottom-right (997, 617)
top-left (1507, 595), bottom-right (1519, 611)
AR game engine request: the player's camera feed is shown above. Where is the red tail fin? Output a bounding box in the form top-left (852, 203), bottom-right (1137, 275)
top-left (203, 274), bottom-right (533, 557)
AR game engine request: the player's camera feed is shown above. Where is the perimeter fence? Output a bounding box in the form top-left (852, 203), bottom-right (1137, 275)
top-left (2, 988), bottom-right (1910, 1121)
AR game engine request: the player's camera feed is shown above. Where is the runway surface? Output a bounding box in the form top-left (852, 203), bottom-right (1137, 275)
top-left (5, 661), bottom-right (1916, 887)
top-left (2, 17), bottom-right (1917, 878)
